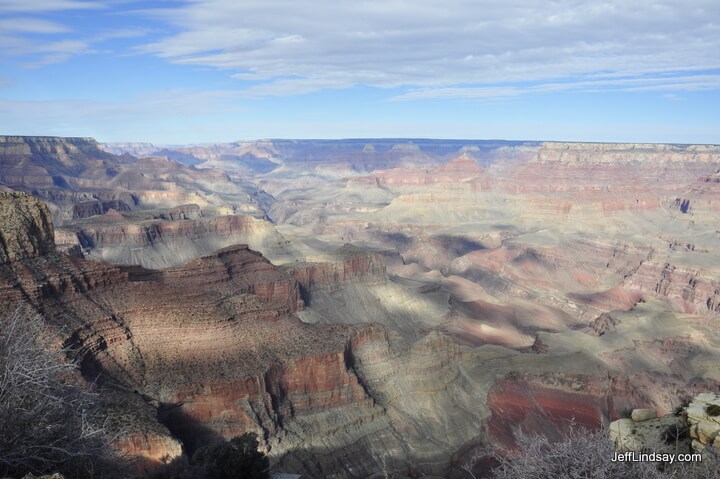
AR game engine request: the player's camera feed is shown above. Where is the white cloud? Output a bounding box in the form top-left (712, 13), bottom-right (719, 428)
top-left (0, 4), bottom-right (148, 67)
top-left (137, 0), bottom-right (720, 97)
top-left (0, 18), bottom-right (70, 33)
top-left (0, 88), bottom-right (248, 141)
top-left (0, 0), bottom-right (103, 13)
top-left (392, 73), bottom-right (720, 100)
top-left (0, 33), bottom-right (94, 67)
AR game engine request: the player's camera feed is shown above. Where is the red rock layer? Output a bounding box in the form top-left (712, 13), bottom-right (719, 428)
top-left (486, 377), bottom-right (608, 448)
top-left (623, 262), bottom-right (720, 314)
top-left (113, 432), bottom-right (183, 476)
top-left (486, 369), bottom-right (720, 452)
top-left (494, 142), bottom-right (720, 215)
top-left (163, 344), bottom-right (375, 451)
top-left (284, 244), bottom-right (386, 292)
top-left (159, 244), bottom-right (303, 311)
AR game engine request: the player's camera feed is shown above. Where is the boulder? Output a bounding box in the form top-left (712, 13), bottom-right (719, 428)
top-left (631, 408), bottom-right (657, 422)
top-left (686, 392), bottom-right (720, 450)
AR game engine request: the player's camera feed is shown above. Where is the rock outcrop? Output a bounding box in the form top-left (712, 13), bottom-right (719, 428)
top-left (283, 243), bottom-right (386, 292)
top-left (0, 192), bottom-right (55, 263)
top-left (0, 135), bottom-right (269, 223)
top-left (65, 212), bottom-right (299, 267)
top-left (609, 393), bottom-right (720, 457)
top-left (0, 136), bottom-right (121, 189)
top-left (622, 261), bottom-right (720, 315)
top-left (157, 244), bottom-right (304, 311)
top-left (72, 199), bottom-right (132, 219)
top-left (686, 392), bottom-right (720, 451)
top-left (609, 411), bottom-right (685, 453)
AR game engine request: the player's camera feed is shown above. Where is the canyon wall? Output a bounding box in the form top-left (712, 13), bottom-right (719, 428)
top-left (61, 212), bottom-right (299, 267)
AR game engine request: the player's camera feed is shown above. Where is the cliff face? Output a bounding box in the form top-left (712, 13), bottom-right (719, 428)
top-left (493, 142), bottom-right (720, 218)
top-left (0, 195), bottom-right (522, 477)
top-left (622, 261), bottom-right (720, 315)
top-left (158, 244), bottom-right (304, 311)
top-left (284, 243), bottom-right (386, 292)
top-left (66, 213), bottom-right (299, 268)
top-left (72, 199), bottom-right (132, 219)
top-left (0, 136), bottom-right (120, 188)
top-left (0, 193), bottom-right (389, 474)
top-left (0, 192), bottom-right (56, 263)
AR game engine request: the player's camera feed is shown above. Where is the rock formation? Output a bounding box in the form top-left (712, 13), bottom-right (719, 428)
top-left (0, 192), bottom-right (55, 263)
top-left (686, 393), bottom-right (720, 451)
top-left (283, 243), bottom-right (386, 292)
top-left (609, 393), bottom-right (720, 461)
top-left (4, 137), bottom-right (720, 478)
top-left (63, 210), bottom-right (299, 267)
top-left (0, 194), bottom-right (486, 477)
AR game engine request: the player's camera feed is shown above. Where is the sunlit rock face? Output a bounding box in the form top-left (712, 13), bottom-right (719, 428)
top-left (608, 392), bottom-right (720, 460)
top-left (63, 211), bottom-right (299, 268)
top-left (0, 192), bottom-right (56, 263)
top-left (494, 142), bottom-right (720, 220)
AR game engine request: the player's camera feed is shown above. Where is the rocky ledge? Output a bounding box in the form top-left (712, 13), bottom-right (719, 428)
top-left (610, 393), bottom-right (720, 456)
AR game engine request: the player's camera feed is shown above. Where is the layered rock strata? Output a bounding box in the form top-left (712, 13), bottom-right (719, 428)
top-left (63, 212), bottom-right (298, 267)
top-left (283, 243), bottom-right (387, 292)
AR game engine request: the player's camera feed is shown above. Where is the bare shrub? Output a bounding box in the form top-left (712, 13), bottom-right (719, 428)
top-left (0, 308), bottom-right (117, 478)
top-left (462, 421), bottom-right (720, 479)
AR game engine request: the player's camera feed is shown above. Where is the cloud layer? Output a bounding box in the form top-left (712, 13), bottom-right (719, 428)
top-left (140, 0), bottom-right (720, 97)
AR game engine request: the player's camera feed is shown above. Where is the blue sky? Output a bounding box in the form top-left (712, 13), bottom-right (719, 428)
top-left (0, 0), bottom-right (718, 144)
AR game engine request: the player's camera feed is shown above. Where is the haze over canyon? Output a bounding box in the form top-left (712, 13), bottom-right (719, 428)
top-left (2, 135), bottom-right (720, 478)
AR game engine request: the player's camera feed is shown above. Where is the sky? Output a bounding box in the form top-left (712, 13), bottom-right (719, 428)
top-left (0, 0), bottom-right (718, 144)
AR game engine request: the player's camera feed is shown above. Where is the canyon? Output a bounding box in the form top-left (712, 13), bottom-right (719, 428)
top-left (2, 136), bottom-right (720, 477)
